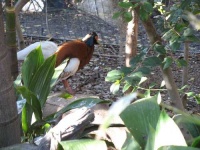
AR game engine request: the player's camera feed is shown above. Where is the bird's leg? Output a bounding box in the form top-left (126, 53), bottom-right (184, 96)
top-left (62, 80), bottom-right (75, 95)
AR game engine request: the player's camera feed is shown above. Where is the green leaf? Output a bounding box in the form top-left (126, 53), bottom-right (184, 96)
top-left (170, 40), bottom-right (181, 51)
top-left (124, 76), bottom-right (141, 86)
top-left (29, 54), bottom-right (56, 107)
top-left (153, 44), bottom-right (166, 55)
top-left (176, 59), bottom-right (187, 67)
top-left (59, 92), bottom-right (73, 99)
top-left (120, 96), bottom-right (161, 149)
top-left (54, 98), bottom-right (110, 118)
top-left (143, 56), bottom-right (162, 67)
top-left (130, 53), bottom-right (144, 66)
top-left (120, 67), bottom-right (132, 76)
top-left (163, 57), bottom-right (173, 70)
top-left (122, 132), bottom-right (142, 150)
top-left (118, 2), bottom-right (133, 9)
top-left (154, 110), bottom-right (187, 149)
top-left (192, 136), bottom-right (200, 148)
top-left (180, 0), bottom-right (191, 9)
top-left (123, 12), bottom-right (133, 22)
top-left (58, 139), bottom-right (107, 150)
top-left (16, 86), bottom-right (42, 133)
top-left (145, 125), bottom-right (156, 150)
top-left (186, 92), bottom-right (195, 97)
top-left (17, 86), bottom-right (42, 120)
top-left (162, 29), bottom-right (176, 41)
top-left (143, 2), bottom-right (153, 13)
top-left (130, 71), bottom-right (143, 78)
top-left (137, 67), bottom-right (151, 75)
top-left (158, 146), bottom-right (200, 150)
top-left (99, 93), bottom-right (138, 131)
top-left (175, 23), bottom-right (187, 33)
top-left (113, 12), bottom-right (122, 19)
top-left (139, 7), bottom-right (149, 21)
top-left (107, 70), bottom-right (122, 77)
top-left (105, 70), bottom-right (122, 82)
top-left (51, 59), bottom-right (68, 88)
top-left (122, 83), bottom-right (132, 93)
top-left (21, 103), bottom-right (32, 133)
top-left (194, 94), bottom-right (200, 104)
top-left (22, 45), bottom-right (44, 87)
top-left (144, 89), bottom-right (151, 98)
top-left (174, 114), bottom-right (200, 138)
top-left (183, 28), bottom-right (194, 37)
top-left (110, 82), bottom-right (120, 94)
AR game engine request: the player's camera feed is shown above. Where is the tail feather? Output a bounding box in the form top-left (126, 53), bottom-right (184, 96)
top-left (17, 41), bottom-right (58, 60)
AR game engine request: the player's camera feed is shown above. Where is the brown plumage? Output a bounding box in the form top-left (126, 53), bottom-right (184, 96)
top-left (55, 32), bottom-right (99, 94)
top-left (55, 39), bottom-right (94, 70)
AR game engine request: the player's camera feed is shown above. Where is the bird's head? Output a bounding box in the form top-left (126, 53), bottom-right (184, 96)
top-left (82, 32), bottom-right (99, 47)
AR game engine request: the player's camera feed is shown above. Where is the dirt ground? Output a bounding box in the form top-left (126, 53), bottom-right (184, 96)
top-left (18, 7), bottom-right (200, 114)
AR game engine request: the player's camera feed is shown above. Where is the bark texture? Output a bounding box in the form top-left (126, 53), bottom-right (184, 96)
top-left (5, 7), bottom-right (18, 80)
top-left (0, 3), bottom-right (20, 147)
top-left (15, 0), bottom-right (29, 49)
top-left (134, 6), bottom-right (184, 110)
top-left (125, 10), bottom-right (138, 67)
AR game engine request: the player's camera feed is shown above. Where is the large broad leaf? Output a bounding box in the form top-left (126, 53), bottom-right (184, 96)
top-left (53, 98), bottom-right (110, 118)
top-left (21, 103), bottom-right (33, 133)
top-left (28, 54), bottom-right (56, 107)
top-left (158, 146), bottom-right (200, 150)
top-left (145, 125), bottom-right (156, 150)
top-left (173, 114), bottom-right (200, 138)
top-left (22, 45), bottom-right (44, 87)
top-left (153, 110), bottom-right (187, 149)
top-left (120, 95), bottom-right (161, 149)
top-left (51, 59), bottom-right (68, 88)
top-left (58, 139), bottom-right (107, 150)
top-left (122, 132), bottom-right (142, 150)
top-left (16, 86), bottom-right (42, 133)
top-left (97, 93), bottom-right (138, 139)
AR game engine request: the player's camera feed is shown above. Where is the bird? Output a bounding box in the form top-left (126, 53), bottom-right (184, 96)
top-left (17, 41), bottom-right (58, 60)
top-left (55, 32), bottom-right (99, 95)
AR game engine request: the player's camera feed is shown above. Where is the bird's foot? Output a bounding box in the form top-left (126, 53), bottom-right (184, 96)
top-left (66, 87), bottom-right (76, 96)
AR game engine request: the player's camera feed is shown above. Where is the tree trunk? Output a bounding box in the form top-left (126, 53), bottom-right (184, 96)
top-left (134, 6), bottom-right (184, 110)
top-left (182, 41), bottom-right (189, 86)
top-left (5, 6), bottom-right (18, 80)
top-left (125, 10), bottom-right (138, 67)
top-left (0, 2), bottom-right (21, 147)
top-left (15, 0), bottom-right (30, 49)
top-left (181, 41), bottom-right (189, 108)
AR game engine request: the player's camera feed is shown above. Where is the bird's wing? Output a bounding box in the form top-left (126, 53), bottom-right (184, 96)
top-left (59, 58), bottom-right (80, 81)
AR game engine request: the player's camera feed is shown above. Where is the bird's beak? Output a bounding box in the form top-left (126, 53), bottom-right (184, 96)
top-left (95, 36), bottom-right (99, 45)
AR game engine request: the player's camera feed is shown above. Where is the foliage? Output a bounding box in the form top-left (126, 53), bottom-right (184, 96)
top-left (15, 46), bottom-right (108, 141)
top-left (107, 0), bottom-right (200, 97)
top-left (97, 93), bottom-right (200, 149)
top-left (103, 1), bottom-right (200, 148)
top-left (58, 139), bottom-right (107, 150)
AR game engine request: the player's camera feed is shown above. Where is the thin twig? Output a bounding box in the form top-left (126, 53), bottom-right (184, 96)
top-left (93, 52), bottom-right (124, 58)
